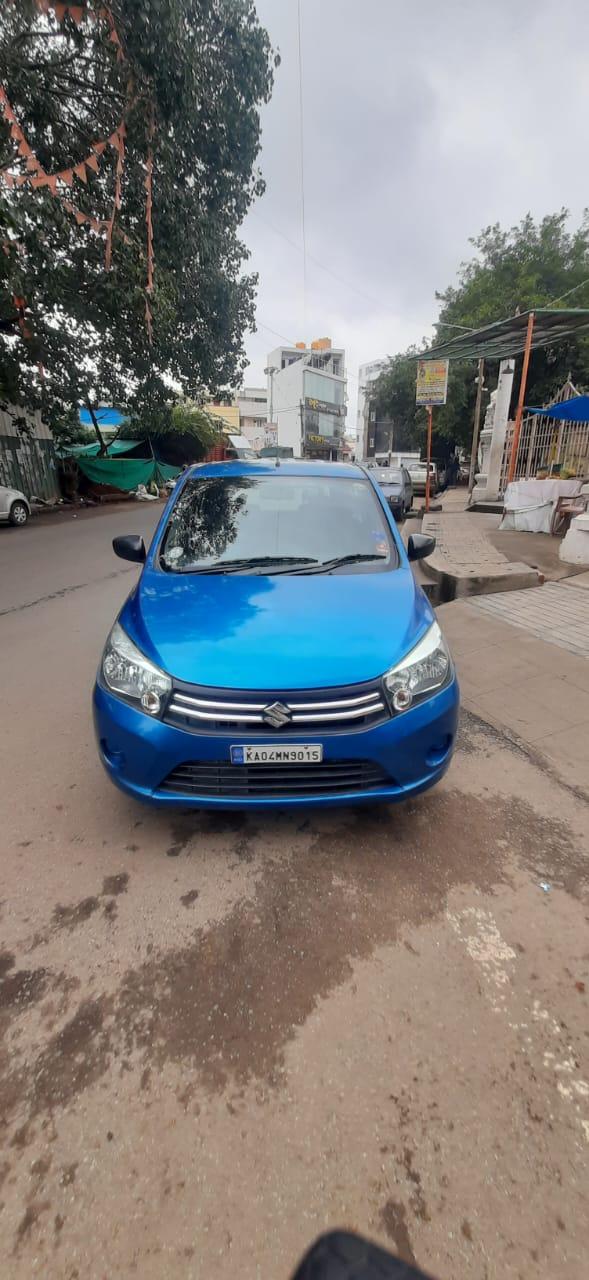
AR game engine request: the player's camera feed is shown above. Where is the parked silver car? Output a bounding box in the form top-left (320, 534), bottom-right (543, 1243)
top-left (0, 485), bottom-right (31, 527)
top-left (408, 462), bottom-right (439, 496)
top-left (372, 466), bottom-right (413, 519)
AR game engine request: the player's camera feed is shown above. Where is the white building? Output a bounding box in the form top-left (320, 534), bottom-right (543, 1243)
top-left (265, 338), bottom-right (346, 460)
top-left (237, 386), bottom-right (273, 452)
top-left (356, 357), bottom-right (388, 459)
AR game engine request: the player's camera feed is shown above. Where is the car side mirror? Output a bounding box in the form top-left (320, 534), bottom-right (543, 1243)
top-left (113, 534), bottom-right (146, 563)
top-left (407, 533), bottom-right (435, 561)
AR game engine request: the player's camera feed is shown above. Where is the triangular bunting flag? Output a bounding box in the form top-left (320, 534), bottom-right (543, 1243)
top-left (74, 162), bottom-right (88, 183)
top-left (31, 174), bottom-right (50, 188)
top-left (74, 209), bottom-right (87, 225)
top-left (86, 154), bottom-right (100, 174)
top-left (54, 3), bottom-right (67, 21)
top-left (1, 172), bottom-right (15, 188)
top-left (59, 169), bottom-right (74, 186)
top-left (92, 141), bottom-right (107, 156)
top-left (47, 175), bottom-right (58, 195)
top-left (68, 5), bottom-right (85, 23)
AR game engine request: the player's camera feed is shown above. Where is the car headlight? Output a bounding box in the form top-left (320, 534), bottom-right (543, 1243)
top-left (384, 621), bottom-right (451, 712)
top-left (101, 621), bottom-right (171, 716)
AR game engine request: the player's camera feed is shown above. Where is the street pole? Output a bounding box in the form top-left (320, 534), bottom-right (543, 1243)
top-left (425, 405), bottom-right (433, 512)
top-left (507, 312), bottom-right (535, 485)
top-left (264, 364), bottom-right (278, 442)
top-left (468, 357), bottom-right (485, 495)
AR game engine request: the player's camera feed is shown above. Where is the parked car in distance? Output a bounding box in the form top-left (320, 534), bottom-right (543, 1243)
top-left (94, 460), bottom-right (459, 812)
top-left (408, 461), bottom-right (439, 496)
top-left (372, 466), bottom-right (413, 519)
top-left (0, 485), bottom-right (30, 527)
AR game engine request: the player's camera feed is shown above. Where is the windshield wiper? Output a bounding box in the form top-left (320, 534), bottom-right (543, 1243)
top-left (166, 555), bottom-right (319, 575)
top-left (296, 552), bottom-right (388, 575)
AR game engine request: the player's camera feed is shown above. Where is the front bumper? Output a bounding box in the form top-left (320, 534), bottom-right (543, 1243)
top-left (93, 676), bottom-right (459, 810)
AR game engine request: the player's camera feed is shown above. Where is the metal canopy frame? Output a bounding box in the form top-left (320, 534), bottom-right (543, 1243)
top-left (421, 309), bottom-right (589, 488)
top-left (421, 308), bottom-right (589, 363)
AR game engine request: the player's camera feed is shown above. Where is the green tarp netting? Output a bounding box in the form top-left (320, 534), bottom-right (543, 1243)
top-left (63, 439), bottom-right (140, 458)
top-left (77, 456), bottom-right (181, 490)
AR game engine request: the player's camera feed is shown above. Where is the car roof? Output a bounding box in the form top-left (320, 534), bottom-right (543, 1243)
top-left (184, 459), bottom-right (367, 480)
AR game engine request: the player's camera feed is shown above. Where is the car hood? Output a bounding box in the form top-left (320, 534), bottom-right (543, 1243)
top-left (121, 566), bottom-right (433, 691)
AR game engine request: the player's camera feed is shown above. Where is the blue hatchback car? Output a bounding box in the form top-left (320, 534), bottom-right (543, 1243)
top-left (93, 460), bottom-right (459, 809)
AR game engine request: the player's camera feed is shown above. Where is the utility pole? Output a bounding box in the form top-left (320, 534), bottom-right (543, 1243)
top-left (468, 358), bottom-right (485, 495)
top-left (424, 406), bottom-right (434, 512)
top-left (507, 312), bottom-right (535, 484)
top-left (264, 365), bottom-right (278, 431)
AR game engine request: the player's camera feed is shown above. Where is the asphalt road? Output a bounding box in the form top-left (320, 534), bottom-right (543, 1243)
top-left (0, 506), bottom-right (587, 1280)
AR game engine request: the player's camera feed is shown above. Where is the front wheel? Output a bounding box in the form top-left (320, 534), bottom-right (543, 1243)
top-left (9, 501), bottom-right (28, 527)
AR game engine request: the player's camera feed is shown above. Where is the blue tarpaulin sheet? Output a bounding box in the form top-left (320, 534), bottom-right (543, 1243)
top-left (526, 395), bottom-right (589, 422)
top-left (79, 407), bottom-right (125, 427)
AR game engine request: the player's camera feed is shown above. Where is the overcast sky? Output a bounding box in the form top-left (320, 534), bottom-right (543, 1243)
top-left (241, 0), bottom-right (589, 427)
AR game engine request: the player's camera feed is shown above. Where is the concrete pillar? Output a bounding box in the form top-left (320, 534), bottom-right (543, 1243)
top-left (472, 358), bottom-right (515, 503)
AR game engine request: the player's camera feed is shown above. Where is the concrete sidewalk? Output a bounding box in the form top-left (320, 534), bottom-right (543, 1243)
top-left (439, 597), bottom-right (589, 795)
top-left (422, 489), bottom-right (538, 599)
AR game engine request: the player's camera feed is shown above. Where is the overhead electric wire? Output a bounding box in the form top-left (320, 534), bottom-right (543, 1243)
top-left (296, 0), bottom-right (307, 335)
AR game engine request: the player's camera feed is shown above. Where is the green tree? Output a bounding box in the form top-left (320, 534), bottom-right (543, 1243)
top-left (0, 0), bottom-right (275, 446)
top-left (373, 211), bottom-right (589, 450)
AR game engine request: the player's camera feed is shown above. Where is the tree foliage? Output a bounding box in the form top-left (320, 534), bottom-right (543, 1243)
top-left (372, 211), bottom-right (589, 451)
top-left (0, 0), bottom-right (275, 443)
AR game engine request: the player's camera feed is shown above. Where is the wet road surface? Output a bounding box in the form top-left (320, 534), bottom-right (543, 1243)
top-left (0, 506), bottom-right (587, 1279)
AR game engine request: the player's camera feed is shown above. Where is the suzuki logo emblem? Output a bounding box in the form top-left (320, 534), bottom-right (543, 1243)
top-left (262, 701), bottom-right (291, 728)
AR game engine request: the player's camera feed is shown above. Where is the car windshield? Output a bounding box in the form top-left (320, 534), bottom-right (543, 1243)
top-left (160, 474), bottom-right (398, 573)
top-left (375, 469), bottom-right (403, 484)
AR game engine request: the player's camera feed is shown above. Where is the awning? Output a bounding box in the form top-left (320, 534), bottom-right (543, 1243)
top-left (421, 309), bottom-right (589, 362)
top-left (526, 394), bottom-right (589, 422)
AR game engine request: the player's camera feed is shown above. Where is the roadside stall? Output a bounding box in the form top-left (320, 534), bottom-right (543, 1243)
top-left (500, 394), bottom-right (589, 533)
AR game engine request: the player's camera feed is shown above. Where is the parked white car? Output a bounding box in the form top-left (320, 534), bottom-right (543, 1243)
top-left (0, 485), bottom-right (31, 527)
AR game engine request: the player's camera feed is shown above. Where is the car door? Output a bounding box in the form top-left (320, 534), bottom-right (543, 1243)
top-left (0, 487), bottom-right (10, 518)
top-left (402, 468), bottom-right (412, 508)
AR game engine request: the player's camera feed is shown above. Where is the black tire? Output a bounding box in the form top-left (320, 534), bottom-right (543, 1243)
top-left (9, 500), bottom-right (28, 527)
top-left (291, 1231), bottom-right (435, 1280)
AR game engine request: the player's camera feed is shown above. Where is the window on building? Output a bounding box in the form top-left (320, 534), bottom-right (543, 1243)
top-left (304, 370), bottom-right (344, 405)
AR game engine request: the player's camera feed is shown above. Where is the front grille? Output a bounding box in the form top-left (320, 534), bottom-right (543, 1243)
top-left (163, 678), bottom-right (389, 737)
top-left (159, 759), bottom-right (389, 798)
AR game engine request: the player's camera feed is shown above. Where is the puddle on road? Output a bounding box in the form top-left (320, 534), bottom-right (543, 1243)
top-left (1, 740), bottom-right (584, 1140)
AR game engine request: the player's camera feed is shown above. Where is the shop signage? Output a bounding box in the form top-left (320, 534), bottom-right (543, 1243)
top-left (305, 397), bottom-right (344, 417)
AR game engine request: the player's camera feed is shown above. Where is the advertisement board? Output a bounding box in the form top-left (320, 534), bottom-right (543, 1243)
top-left (416, 359), bottom-right (449, 406)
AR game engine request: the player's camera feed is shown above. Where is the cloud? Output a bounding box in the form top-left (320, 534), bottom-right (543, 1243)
top-left (242, 0), bottom-right (589, 427)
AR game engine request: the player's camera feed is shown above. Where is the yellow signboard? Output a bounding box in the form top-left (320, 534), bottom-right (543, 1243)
top-left (416, 359), bottom-right (449, 406)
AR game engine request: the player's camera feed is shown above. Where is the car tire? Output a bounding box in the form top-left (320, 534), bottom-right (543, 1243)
top-left (9, 500), bottom-right (28, 527)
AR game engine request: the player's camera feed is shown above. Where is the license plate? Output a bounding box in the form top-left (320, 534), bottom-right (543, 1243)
top-left (230, 744), bottom-right (323, 765)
